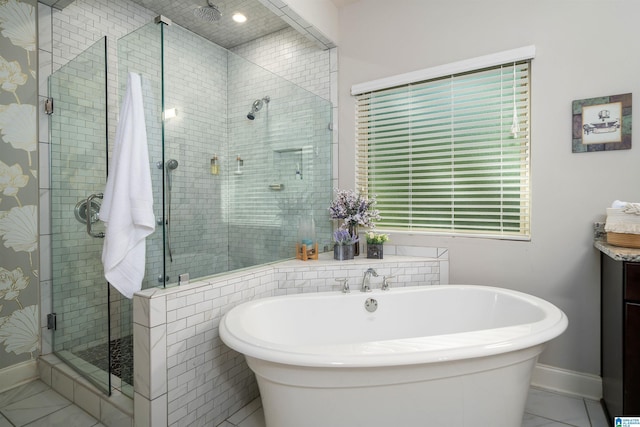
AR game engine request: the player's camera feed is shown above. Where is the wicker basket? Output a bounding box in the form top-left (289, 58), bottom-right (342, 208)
top-left (607, 232), bottom-right (640, 249)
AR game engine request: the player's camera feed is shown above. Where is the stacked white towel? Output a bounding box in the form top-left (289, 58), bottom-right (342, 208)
top-left (605, 200), bottom-right (640, 235)
top-left (99, 72), bottom-right (155, 299)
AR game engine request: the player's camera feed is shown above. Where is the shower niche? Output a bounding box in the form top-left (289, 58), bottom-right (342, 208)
top-left (274, 147), bottom-right (304, 182)
top-left (49, 18), bottom-right (332, 397)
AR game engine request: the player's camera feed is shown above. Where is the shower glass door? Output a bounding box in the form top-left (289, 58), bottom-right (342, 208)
top-left (49, 37), bottom-right (112, 395)
top-left (117, 21), bottom-right (164, 291)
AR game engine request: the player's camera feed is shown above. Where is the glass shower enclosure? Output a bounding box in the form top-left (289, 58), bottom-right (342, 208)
top-left (49, 20), bottom-right (332, 397)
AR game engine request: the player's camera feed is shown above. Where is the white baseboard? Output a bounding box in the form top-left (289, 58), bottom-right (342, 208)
top-left (0, 359), bottom-right (38, 393)
top-left (531, 363), bottom-right (602, 401)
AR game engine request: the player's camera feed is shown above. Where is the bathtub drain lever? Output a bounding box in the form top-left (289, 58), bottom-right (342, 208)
top-left (364, 298), bottom-right (378, 313)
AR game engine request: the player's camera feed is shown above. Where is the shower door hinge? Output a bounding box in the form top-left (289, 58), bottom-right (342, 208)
top-left (178, 273), bottom-right (189, 285)
top-left (44, 98), bottom-right (54, 115)
top-left (47, 313), bottom-right (57, 330)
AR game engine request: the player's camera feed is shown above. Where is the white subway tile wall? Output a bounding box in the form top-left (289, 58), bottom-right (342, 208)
top-left (226, 46), bottom-right (333, 268)
top-left (230, 27), bottom-right (331, 101)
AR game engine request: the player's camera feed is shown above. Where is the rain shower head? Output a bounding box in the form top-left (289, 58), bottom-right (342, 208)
top-left (193, 0), bottom-right (223, 22)
top-left (247, 96), bottom-right (270, 120)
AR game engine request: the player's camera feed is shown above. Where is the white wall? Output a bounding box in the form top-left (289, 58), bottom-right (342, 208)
top-left (337, 0), bottom-right (640, 376)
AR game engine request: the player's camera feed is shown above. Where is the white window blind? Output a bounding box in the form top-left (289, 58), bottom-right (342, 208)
top-left (355, 60), bottom-right (531, 239)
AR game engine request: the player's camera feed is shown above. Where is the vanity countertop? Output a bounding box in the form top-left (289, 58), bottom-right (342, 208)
top-left (595, 239), bottom-right (640, 262)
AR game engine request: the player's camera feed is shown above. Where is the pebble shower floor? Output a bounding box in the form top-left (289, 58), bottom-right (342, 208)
top-left (76, 335), bottom-right (134, 386)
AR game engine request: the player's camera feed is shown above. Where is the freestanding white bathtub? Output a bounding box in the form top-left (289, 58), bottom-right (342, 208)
top-left (219, 285), bottom-right (568, 427)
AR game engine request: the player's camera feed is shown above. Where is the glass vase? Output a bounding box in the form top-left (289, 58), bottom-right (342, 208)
top-left (348, 223), bottom-right (359, 256)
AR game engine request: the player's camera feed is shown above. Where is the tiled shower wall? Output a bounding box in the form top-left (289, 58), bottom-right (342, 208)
top-left (226, 26), bottom-right (336, 268)
top-left (230, 25), bottom-right (339, 200)
top-left (162, 24), bottom-right (230, 280)
top-left (134, 252), bottom-right (448, 427)
top-left (119, 22), bottom-right (334, 282)
top-left (126, 22), bottom-right (232, 285)
top-left (226, 47), bottom-right (333, 269)
top-left (230, 26), bottom-right (332, 101)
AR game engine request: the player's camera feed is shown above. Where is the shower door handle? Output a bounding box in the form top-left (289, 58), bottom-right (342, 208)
top-left (86, 193), bottom-right (105, 238)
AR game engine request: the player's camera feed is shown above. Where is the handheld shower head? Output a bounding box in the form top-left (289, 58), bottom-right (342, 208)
top-left (165, 159), bottom-right (179, 190)
top-left (166, 159), bottom-right (179, 170)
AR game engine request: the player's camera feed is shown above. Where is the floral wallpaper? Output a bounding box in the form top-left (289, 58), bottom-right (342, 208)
top-left (0, 0), bottom-right (39, 370)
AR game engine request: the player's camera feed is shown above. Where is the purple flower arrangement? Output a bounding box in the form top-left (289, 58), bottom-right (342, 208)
top-left (333, 229), bottom-right (359, 246)
top-left (328, 189), bottom-right (380, 229)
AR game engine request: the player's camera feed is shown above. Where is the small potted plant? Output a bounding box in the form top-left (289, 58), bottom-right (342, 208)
top-left (333, 229), bottom-right (359, 261)
top-left (366, 231), bottom-right (389, 259)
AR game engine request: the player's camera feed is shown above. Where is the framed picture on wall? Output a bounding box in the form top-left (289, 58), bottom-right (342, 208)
top-left (572, 93), bottom-right (632, 153)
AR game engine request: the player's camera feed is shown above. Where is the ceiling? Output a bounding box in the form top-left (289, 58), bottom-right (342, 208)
top-left (128, 0), bottom-right (291, 49)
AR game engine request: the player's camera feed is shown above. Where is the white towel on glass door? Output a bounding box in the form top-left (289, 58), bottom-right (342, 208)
top-left (99, 72), bottom-right (155, 299)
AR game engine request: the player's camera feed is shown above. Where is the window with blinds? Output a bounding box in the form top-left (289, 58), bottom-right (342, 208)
top-left (355, 60), bottom-right (531, 239)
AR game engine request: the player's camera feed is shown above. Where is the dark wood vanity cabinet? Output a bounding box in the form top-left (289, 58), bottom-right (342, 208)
top-left (601, 254), bottom-right (640, 417)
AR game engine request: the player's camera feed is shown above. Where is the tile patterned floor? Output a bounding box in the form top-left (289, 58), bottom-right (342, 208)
top-left (523, 387), bottom-right (609, 427)
top-left (0, 381), bottom-right (104, 427)
top-left (0, 381), bottom-right (610, 427)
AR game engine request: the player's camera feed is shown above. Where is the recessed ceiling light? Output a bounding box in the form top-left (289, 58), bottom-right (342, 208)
top-left (232, 13), bottom-right (247, 23)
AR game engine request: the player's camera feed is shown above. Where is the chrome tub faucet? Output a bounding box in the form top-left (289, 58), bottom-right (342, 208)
top-left (361, 268), bottom-right (378, 292)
